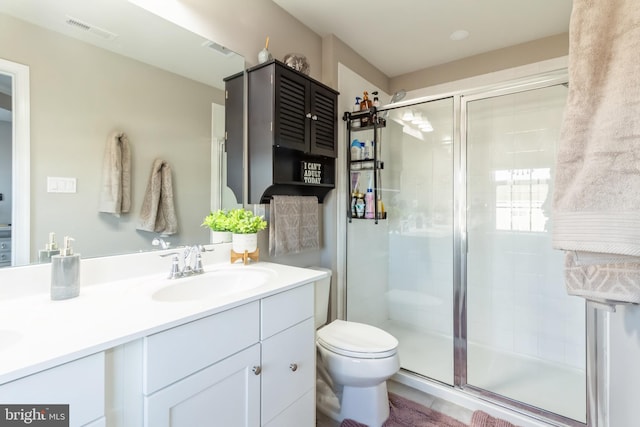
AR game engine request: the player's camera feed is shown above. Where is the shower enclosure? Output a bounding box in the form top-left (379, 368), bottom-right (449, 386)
top-left (345, 74), bottom-right (587, 425)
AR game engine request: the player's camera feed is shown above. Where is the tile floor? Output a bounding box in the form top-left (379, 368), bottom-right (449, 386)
top-left (316, 380), bottom-right (473, 426)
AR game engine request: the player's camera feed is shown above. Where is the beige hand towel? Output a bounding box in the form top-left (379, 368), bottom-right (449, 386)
top-left (552, 0), bottom-right (640, 303)
top-left (269, 196), bottom-right (319, 256)
top-left (98, 131), bottom-right (131, 216)
top-left (137, 159), bottom-right (178, 235)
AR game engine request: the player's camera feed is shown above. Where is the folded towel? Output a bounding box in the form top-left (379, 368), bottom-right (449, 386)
top-left (269, 195), bottom-right (319, 256)
top-left (98, 131), bottom-right (131, 216)
top-left (137, 159), bottom-right (178, 235)
top-left (552, 0), bottom-right (640, 303)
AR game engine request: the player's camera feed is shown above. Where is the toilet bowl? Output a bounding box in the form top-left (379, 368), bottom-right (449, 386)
top-left (311, 267), bottom-right (400, 427)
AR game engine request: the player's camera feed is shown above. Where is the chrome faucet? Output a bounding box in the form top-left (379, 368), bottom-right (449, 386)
top-left (160, 245), bottom-right (210, 279)
top-left (180, 245), bottom-right (205, 276)
top-left (152, 237), bottom-right (171, 249)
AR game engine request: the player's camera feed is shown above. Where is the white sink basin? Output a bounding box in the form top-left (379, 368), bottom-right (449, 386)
top-left (151, 267), bottom-right (275, 302)
top-left (0, 329), bottom-right (22, 351)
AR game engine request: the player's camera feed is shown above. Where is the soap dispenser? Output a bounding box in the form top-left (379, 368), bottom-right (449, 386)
top-left (50, 236), bottom-right (80, 300)
top-left (38, 232), bottom-right (60, 263)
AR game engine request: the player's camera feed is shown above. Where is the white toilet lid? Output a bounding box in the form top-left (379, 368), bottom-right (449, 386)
top-left (316, 320), bottom-right (398, 359)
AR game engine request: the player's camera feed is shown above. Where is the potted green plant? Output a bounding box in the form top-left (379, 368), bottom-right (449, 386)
top-left (201, 210), bottom-right (232, 243)
top-left (226, 208), bottom-right (267, 253)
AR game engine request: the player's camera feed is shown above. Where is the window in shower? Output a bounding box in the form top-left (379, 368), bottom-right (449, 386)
top-left (494, 167), bottom-right (550, 232)
top-left (465, 85), bottom-right (586, 423)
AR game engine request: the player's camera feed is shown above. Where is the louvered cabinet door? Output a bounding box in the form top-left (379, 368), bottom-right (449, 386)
top-left (274, 66), bottom-right (310, 152)
top-left (309, 84), bottom-right (338, 157)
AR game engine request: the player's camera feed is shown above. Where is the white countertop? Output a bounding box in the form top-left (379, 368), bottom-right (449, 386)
top-left (0, 261), bottom-right (327, 385)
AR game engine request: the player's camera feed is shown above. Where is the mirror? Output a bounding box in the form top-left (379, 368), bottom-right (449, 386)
top-left (0, 0), bottom-right (245, 266)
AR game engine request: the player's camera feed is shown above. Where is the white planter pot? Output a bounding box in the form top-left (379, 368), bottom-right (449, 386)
top-left (232, 233), bottom-right (258, 253)
top-left (211, 231), bottom-right (232, 244)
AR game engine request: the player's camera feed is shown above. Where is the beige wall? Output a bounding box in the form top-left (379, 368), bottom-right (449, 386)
top-left (391, 33), bottom-right (569, 92)
top-left (173, 0), bottom-right (324, 81)
top-left (0, 14), bottom-right (223, 260)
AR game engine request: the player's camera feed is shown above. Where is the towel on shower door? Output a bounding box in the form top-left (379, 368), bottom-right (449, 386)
top-left (98, 131), bottom-right (131, 216)
top-left (137, 159), bottom-right (178, 235)
top-left (269, 195), bottom-right (319, 256)
top-left (552, 0), bottom-right (640, 303)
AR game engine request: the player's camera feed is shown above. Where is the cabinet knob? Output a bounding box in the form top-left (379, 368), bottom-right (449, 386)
top-left (252, 366), bottom-right (262, 375)
top-left (0, 243), bottom-right (6, 249)
top-left (289, 363), bottom-right (298, 372)
top-left (311, 115), bottom-right (318, 121)
top-left (305, 113), bottom-right (312, 118)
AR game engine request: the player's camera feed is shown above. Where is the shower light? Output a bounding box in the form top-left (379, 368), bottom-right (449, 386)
top-left (401, 111), bottom-right (414, 122)
top-left (420, 123), bottom-right (434, 132)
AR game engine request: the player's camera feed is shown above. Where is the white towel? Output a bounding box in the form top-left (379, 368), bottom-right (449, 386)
top-left (137, 159), bottom-right (178, 235)
top-left (269, 196), bottom-right (319, 256)
top-left (98, 131), bottom-right (131, 216)
top-left (552, 0), bottom-right (640, 303)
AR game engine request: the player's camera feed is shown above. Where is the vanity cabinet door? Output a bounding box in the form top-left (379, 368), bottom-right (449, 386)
top-left (261, 317), bottom-right (315, 426)
top-left (260, 283), bottom-right (315, 426)
top-left (144, 344), bottom-right (260, 427)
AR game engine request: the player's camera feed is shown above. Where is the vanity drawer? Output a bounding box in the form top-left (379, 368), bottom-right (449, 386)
top-left (143, 301), bottom-right (259, 394)
top-left (261, 283), bottom-right (313, 339)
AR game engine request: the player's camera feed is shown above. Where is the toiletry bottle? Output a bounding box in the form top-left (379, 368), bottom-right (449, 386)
top-left (355, 192), bottom-right (366, 219)
top-left (364, 189), bottom-right (375, 219)
top-left (351, 191), bottom-right (358, 217)
top-left (38, 232), bottom-right (60, 263)
top-left (360, 91), bottom-right (372, 126)
top-left (351, 139), bottom-right (362, 170)
top-left (377, 196), bottom-right (385, 219)
top-left (51, 236), bottom-right (81, 300)
top-left (372, 91), bottom-right (380, 124)
top-left (352, 97), bottom-right (362, 128)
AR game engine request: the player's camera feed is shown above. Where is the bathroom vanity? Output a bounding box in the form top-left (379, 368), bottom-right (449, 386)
top-left (0, 253), bottom-right (325, 427)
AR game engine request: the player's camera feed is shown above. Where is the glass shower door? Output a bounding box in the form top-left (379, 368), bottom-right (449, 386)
top-left (346, 97), bottom-right (455, 385)
top-left (464, 85), bottom-right (586, 422)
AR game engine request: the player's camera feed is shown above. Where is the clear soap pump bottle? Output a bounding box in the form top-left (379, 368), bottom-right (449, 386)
top-left (51, 236), bottom-right (81, 300)
top-left (38, 232), bottom-right (60, 263)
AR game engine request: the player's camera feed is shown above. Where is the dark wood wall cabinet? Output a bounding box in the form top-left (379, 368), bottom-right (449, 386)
top-left (225, 59), bottom-right (339, 205)
top-left (223, 71), bottom-right (244, 203)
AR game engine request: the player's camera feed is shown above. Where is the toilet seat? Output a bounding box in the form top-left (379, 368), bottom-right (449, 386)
top-left (317, 320), bottom-right (398, 359)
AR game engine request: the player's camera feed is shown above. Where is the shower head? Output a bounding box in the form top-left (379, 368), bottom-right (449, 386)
top-left (382, 90), bottom-right (407, 118)
top-left (389, 90), bottom-right (406, 104)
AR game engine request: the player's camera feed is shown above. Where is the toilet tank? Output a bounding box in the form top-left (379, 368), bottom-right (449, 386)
top-left (309, 267), bottom-right (332, 329)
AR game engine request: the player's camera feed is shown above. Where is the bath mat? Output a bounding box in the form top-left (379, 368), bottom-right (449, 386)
top-left (470, 410), bottom-right (520, 427)
top-left (339, 392), bottom-right (467, 427)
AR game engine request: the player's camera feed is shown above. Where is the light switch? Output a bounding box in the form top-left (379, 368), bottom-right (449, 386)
top-left (47, 177), bottom-right (77, 193)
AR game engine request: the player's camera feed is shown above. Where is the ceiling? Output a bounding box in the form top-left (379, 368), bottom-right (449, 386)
top-left (272, 0), bottom-right (573, 78)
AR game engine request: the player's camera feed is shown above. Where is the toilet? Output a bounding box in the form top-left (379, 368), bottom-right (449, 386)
top-left (311, 267), bottom-right (400, 427)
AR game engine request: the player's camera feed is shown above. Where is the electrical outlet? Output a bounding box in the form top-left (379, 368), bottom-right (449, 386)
top-left (47, 177), bottom-right (77, 193)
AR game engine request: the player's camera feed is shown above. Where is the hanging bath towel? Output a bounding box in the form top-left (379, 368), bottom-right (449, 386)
top-left (269, 195), bottom-right (319, 256)
top-left (98, 131), bottom-right (131, 216)
top-left (137, 159), bottom-right (178, 235)
top-left (552, 0), bottom-right (640, 303)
